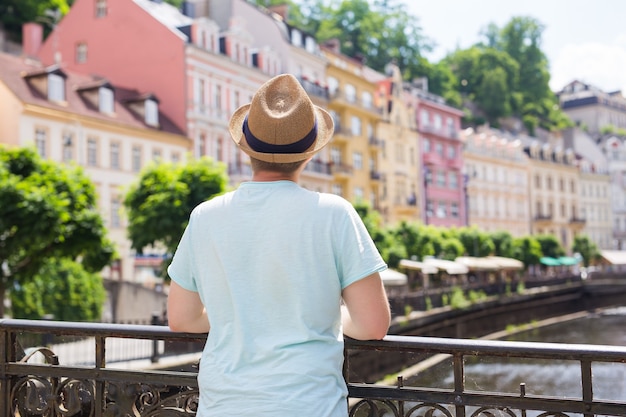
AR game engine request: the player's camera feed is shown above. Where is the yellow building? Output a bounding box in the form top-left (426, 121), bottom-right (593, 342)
top-left (375, 62), bottom-right (421, 225)
top-left (525, 140), bottom-right (584, 251)
top-left (462, 128), bottom-right (530, 236)
top-left (0, 52), bottom-right (192, 282)
top-left (321, 43), bottom-right (383, 207)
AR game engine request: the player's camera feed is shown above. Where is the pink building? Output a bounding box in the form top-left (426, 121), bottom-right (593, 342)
top-left (36, 0), bottom-right (189, 134)
top-left (410, 81), bottom-right (465, 227)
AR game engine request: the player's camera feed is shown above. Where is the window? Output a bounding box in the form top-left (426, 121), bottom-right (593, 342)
top-left (132, 145), bottom-right (142, 172)
top-left (426, 200), bottom-right (434, 218)
top-left (423, 139), bottom-right (431, 153)
top-left (449, 172), bottom-right (458, 189)
top-left (353, 152), bottom-right (363, 170)
top-left (332, 183), bottom-right (343, 197)
top-left (330, 146), bottom-right (342, 165)
top-left (110, 142), bottom-right (120, 169)
top-left (111, 196), bottom-right (121, 228)
top-left (435, 142), bottom-right (443, 156)
top-left (362, 91), bottom-right (373, 109)
top-left (214, 85), bottom-right (222, 109)
top-left (95, 0), bottom-right (107, 18)
top-left (546, 176), bottom-right (553, 190)
top-left (447, 145), bottom-right (456, 159)
top-left (216, 138), bottom-right (224, 161)
top-left (436, 201), bottom-right (447, 218)
top-left (35, 128), bottom-right (47, 157)
top-left (99, 86), bottom-right (114, 113)
top-left (450, 202), bottom-right (459, 218)
top-left (196, 78), bottom-right (206, 112)
top-left (420, 110), bottom-right (429, 127)
top-left (434, 114), bottom-right (442, 130)
top-left (350, 116), bottom-right (361, 136)
top-left (48, 73), bottom-right (65, 101)
top-left (436, 170), bottom-right (446, 187)
top-left (87, 137), bottom-right (98, 167)
top-left (327, 77), bottom-right (339, 96)
top-left (152, 148), bottom-right (162, 161)
top-left (198, 134), bottom-right (206, 157)
top-left (354, 187), bottom-right (364, 201)
top-left (76, 42), bottom-right (87, 64)
top-left (171, 152), bottom-right (181, 163)
top-left (291, 29), bottom-right (302, 47)
top-left (345, 84), bottom-right (356, 103)
top-left (145, 99), bottom-right (158, 126)
top-left (62, 132), bottom-right (73, 162)
top-left (535, 174), bottom-right (541, 188)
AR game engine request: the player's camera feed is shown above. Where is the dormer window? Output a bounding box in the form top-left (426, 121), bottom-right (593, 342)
top-left (291, 29), bottom-right (302, 47)
top-left (48, 73), bottom-right (65, 101)
top-left (145, 98), bottom-right (158, 126)
top-left (99, 86), bottom-right (114, 113)
top-left (95, 0), bottom-right (107, 18)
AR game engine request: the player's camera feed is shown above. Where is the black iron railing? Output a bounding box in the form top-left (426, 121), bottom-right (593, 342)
top-left (1, 319), bottom-right (625, 417)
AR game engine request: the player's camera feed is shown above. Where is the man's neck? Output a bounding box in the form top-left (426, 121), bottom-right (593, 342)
top-left (252, 171), bottom-right (299, 182)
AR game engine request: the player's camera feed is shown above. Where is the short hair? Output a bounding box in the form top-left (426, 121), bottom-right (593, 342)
top-left (249, 157), bottom-right (307, 175)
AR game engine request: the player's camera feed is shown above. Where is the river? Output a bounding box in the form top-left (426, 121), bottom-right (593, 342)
top-left (406, 306), bottom-right (626, 402)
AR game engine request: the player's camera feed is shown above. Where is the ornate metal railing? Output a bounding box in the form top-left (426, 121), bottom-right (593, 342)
top-left (1, 318), bottom-right (625, 417)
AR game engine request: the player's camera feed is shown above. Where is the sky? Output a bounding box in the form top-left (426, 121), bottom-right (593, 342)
top-left (401, 0), bottom-right (626, 93)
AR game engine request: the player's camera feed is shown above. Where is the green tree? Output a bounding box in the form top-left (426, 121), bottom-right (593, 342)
top-left (455, 227), bottom-right (494, 257)
top-left (123, 157), bottom-right (228, 276)
top-left (572, 235), bottom-right (601, 267)
top-left (0, 0), bottom-right (71, 42)
top-left (11, 258), bottom-right (105, 321)
top-left (489, 230), bottom-right (514, 258)
top-left (511, 236), bottom-right (542, 268)
top-left (535, 234), bottom-right (565, 258)
top-left (0, 146), bottom-right (115, 317)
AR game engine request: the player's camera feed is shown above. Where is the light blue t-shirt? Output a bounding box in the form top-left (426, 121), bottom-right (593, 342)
top-left (168, 180), bottom-right (387, 417)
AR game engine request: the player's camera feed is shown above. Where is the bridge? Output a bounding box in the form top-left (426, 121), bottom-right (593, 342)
top-left (2, 276), bottom-right (626, 417)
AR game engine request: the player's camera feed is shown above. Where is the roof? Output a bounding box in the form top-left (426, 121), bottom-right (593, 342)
top-left (0, 52), bottom-right (184, 136)
top-left (380, 269), bottom-right (408, 286)
top-left (600, 250), bottom-right (626, 265)
top-left (399, 259), bottom-right (439, 275)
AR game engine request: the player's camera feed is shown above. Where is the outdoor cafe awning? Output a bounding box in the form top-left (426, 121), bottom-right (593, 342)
top-left (487, 256), bottom-right (524, 270)
top-left (423, 258), bottom-right (469, 275)
top-left (540, 256), bottom-right (580, 266)
top-left (380, 268), bottom-right (408, 286)
top-left (455, 256), bottom-right (500, 271)
top-left (600, 250), bottom-right (626, 265)
top-left (454, 256), bottom-right (525, 271)
top-left (398, 259), bottom-right (439, 275)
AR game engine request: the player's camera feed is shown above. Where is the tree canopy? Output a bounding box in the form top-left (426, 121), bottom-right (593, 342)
top-left (0, 146), bottom-right (115, 318)
top-left (123, 157), bottom-right (228, 276)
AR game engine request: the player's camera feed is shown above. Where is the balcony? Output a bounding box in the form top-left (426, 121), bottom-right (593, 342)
top-left (3, 318), bottom-right (626, 417)
top-left (298, 77), bottom-right (329, 101)
top-left (570, 216), bottom-right (587, 225)
top-left (331, 162), bottom-right (353, 177)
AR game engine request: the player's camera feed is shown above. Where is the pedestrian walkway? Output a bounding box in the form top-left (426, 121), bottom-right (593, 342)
top-left (22, 336), bottom-right (202, 371)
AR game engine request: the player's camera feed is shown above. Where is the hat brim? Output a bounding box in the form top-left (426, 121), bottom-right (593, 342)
top-left (228, 104), bottom-right (334, 163)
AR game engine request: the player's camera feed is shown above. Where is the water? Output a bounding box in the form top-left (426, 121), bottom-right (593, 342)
top-left (406, 307), bottom-right (626, 402)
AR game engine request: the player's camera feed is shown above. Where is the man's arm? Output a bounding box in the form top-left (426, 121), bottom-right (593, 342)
top-left (341, 272), bottom-right (390, 340)
top-left (167, 281), bottom-right (210, 333)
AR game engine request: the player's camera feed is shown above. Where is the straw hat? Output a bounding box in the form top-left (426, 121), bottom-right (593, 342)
top-left (228, 74), bottom-right (334, 163)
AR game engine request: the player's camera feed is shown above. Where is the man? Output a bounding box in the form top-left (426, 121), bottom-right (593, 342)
top-left (167, 74), bottom-right (390, 417)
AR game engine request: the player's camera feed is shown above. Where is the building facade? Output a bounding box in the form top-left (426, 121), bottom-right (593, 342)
top-left (558, 80), bottom-right (626, 135)
top-left (411, 81), bottom-right (464, 227)
top-left (0, 52), bottom-right (191, 282)
top-left (462, 128), bottom-right (530, 237)
top-left (375, 62), bottom-right (421, 225)
top-left (524, 140), bottom-right (584, 252)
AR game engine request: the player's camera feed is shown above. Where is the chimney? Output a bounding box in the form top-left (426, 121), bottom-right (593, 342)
top-left (324, 38), bottom-right (340, 54)
top-left (22, 23), bottom-right (43, 58)
top-left (268, 4), bottom-right (289, 20)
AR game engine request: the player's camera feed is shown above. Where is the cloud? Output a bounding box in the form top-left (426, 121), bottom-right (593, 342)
top-left (550, 37), bottom-right (626, 93)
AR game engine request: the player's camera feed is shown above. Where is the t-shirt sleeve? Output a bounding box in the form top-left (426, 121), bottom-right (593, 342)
top-left (167, 220), bottom-right (198, 292)
top-left (335, 202), bottom-right (387, 289)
